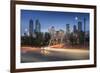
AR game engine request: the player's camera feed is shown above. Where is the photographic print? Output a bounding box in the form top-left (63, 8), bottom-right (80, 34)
top-left (11, 1), bottom-right (96, 72)
top-left (21, 10), bottom-right (90, 63)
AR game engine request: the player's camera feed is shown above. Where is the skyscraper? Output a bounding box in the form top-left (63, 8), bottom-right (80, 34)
top-left (84, 18), bottom-right (86, 34)
top-left (66, 24), bottom-right (70, 44)
top-left (73, 25), bottom-right (77, 33)
top-left (35, 19), bottom-right (41, 33)
top-left (66, 24), bottom-right (70, 33)
top-left (29, 19), bottom-right (34, 36)
top-left (78, 21), bottom-right (82, 32)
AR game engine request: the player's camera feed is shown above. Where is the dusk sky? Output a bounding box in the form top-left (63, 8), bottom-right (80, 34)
top-left (21, 10), bottom-right (89, 35)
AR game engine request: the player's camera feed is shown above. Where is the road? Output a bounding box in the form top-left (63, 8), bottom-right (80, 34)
top-left (21, 47), bottom-right (89, 63)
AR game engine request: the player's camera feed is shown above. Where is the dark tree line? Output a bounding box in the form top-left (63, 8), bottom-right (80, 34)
top-left (69, 31), bottom-right (89, 46)
top-left (21, 32), bottom-right (51, 47)
top-left (21, 31), bottom-right (89, 47)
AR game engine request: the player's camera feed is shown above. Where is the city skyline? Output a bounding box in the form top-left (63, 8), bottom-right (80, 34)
top-left (21, 10), bottom-right (90, 36)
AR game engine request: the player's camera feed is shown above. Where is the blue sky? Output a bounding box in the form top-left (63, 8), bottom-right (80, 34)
top-left (21, 9), bottom-right (89, 35)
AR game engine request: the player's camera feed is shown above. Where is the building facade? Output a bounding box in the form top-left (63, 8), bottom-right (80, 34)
top-left (35, 19), bottom-right (41, 33)
top-left (29, 19), bottom-right (34, 37)
top-left (78, 21), bottom-right (82, 32)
